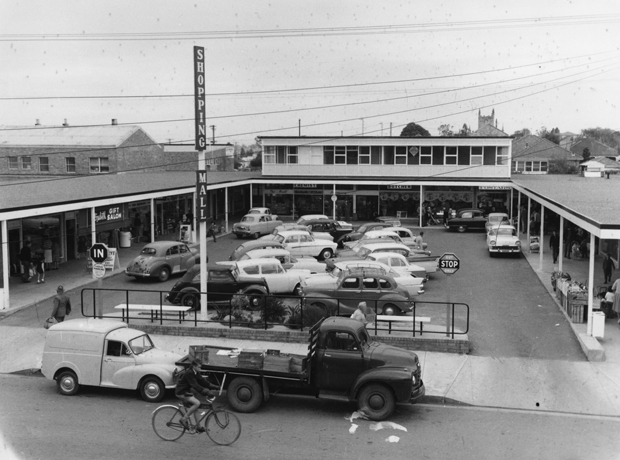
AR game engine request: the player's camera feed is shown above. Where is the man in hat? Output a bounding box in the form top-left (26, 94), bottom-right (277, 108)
top-left (51, 285), bottom-right (72, 322)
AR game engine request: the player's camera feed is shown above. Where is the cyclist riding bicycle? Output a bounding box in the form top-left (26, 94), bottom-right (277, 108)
top-left (176, 359), bottom-right (218, 431)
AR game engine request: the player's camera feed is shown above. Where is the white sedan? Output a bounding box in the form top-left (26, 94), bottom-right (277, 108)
top-left (486, 225), bottom-right (521, 257)
top-left (273, 230), bottom-right (338, 260)
top-left (235, 248), bottom-right (327, 274)
top-left (365, 252), bottom-right (428, 280)
top-left (304, 260), bottom-right (424, 296)
top-left (232, 258), bottom-right (312, 295)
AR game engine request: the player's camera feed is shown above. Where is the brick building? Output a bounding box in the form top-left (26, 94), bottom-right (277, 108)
top-left (0, 120), bottom-right (164, 175)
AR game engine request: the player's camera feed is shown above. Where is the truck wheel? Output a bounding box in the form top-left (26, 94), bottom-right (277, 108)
top-left (157, 267), bottom-right (170, 282)
top-left (381, 304), bottom-right (399, 316)
top-left (319, 248), bottom-right (334, 260)
top-left (227, 377), bottom-right (262, 413)
top-left (358, 383), bottom-right (396, 421)
top-left (457, 225), bottom-right (467, 233)
top-left (140, 376), bottom-right (165, 402)
top-left (57, 370), bottom-right (79, 396)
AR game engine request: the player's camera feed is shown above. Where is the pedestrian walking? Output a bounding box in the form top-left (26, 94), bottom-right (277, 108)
top-left (19, 241), bottom-right (33, 283)
top-left (208, 221), bottom-right (217, 242)
top-left (603, 254), bottom-right (615, 284)
top-left (34, 250), bottom-right (45, 283)
top-left (549, 230), bottom-right (559, 264)
top-left (414, 231), bottom-right (425, 250)
top-left (612, 278), bottom-right (620, 325)
top-left (51, 285), bottom-right (72, 323)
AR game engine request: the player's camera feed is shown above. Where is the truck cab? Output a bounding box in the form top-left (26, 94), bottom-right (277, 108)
top-left (41, 318), bottom-right (182, 402)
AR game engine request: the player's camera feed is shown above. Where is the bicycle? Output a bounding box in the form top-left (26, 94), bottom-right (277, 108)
top-left (152, 399), bottom-right (241, 445)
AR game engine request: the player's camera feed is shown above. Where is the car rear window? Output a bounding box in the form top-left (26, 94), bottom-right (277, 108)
top-left (140, 248), bottom-right (157, 256)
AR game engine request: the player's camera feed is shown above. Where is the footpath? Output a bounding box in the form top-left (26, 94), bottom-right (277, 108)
top-left (1, 231), bottom-right (620, 417)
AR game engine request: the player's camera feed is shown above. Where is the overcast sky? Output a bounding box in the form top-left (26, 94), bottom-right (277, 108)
top-left (1, 1), bottom-right (620, 146)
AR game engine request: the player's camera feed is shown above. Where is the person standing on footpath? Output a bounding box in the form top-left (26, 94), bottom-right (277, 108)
top-left (19, 241), bottom-right (33, 282)
top-left (51, 285), bottom-right (72, 322)
top-left (549, 230), bottom-right (560, 264)
top-left (603, 254), bottom-right (615, 284)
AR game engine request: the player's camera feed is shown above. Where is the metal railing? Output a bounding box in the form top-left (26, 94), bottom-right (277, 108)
top-left (80, 288), bottom-right (470, 337)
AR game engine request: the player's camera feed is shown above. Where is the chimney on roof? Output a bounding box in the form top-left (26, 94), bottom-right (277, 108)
top-left (111, 119), bottom-right (117, 125)
top-left (62, 119), bottom-right (69, 127)
top-left (35, 119), bottom-right (40, 126)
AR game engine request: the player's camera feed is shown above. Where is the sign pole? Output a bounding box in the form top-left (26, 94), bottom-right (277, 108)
top-left (438, 253), bottom-right (460, 338)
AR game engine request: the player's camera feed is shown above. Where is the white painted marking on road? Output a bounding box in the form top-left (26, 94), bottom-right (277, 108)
top-left (369, 422), bottom-right (407, 432)
top-left (346, 411), bottom-right (369, 422)
top-left (349, 424), bottom-right (358, 434)
top-left (385, 436), bottom-right (400, 443)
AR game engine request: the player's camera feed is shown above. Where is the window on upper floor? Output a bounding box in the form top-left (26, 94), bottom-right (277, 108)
top-left (21, 156), bottom-right (32, 170)
top-left (395, 146), bottom-right (407, 165)
top-left (483, 146), bottom-right (496, 165)
top-left (407, 146), bottom-right (419, 165)
top-left (346, 146), bottom-right (358, 164)
top-left (458, 146), bottom-right (470, 165)
top-left (264, 146), bottom-right (276, 164)
top-left (525, 161), bottom-right (532, 172)
top-left (541, 161), bottom-right (548, 172)
top-left (359, 146), bottom-right (370, 164)
top-left (66, 157), bottom-right (76, 173)
top-left (90, 157), bottom-right (109, 174)
top-left (39, 157), bottom-right (49, 172)
top-left (497, 146), bottom-right (509, 165)
top-left (288, 146), bottom-right (298, 164)
top-left (471, 147), bottom-right (483, 165)
top-left (335, 146), bottom-right (346, 164)
top-left (446, 146), bottom-right (457, 165)
top-left (432, 146), bottom-right (444, 165)
top-left (370, 146), bottom-right (382, 164)
top-left (8, 156), bottom-right (18, 170)
top-left (420, 146), bottom-right (432, 165)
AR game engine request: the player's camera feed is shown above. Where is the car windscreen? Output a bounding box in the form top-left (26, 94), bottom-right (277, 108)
top-left (128, 334), bottom-right (154, 354)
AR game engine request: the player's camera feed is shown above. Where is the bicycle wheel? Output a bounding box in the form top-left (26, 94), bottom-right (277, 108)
top-left (152, 405), bottom-right (186, 441)
top-left (205, 410), bottom-right (241, 446)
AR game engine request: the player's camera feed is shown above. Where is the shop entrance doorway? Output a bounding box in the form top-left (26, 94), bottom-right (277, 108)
top-left (355, 196), bottom-right (378, 221)
top-left (66, 219), bottom-right (76, 260)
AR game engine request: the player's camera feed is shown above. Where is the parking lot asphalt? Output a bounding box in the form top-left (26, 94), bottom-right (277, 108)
top-left (2, 225), bottom-right (620, 416)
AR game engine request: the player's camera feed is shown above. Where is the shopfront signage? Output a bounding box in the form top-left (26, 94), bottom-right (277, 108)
top-left (479, 186), bottom-right (511, 190)
top-left (193, 46), bottom-right (206, 151)
top-left (387, 185), bottom-right (412, 190)
top-left (94, 206), bottom-right (123, 223)
top-left (294, 184), bottom-right (317, 188)
top-left (196, 170), bottom-right (208, 222)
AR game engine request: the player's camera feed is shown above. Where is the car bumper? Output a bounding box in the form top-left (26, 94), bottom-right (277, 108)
top-left (125, 270), bottom-right (153, 278)
top-left (489, 247), bottom-right (521, 254)
top-left (410, 381), bottom-right (425, 403)
top-left (233, 229), bottom-right (253, 237)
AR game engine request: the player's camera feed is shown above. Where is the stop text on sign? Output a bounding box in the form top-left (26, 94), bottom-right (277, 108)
top-left (438, 253), bottom-right (460, 275)
top-left (440, 260), bottom-right (459, 268)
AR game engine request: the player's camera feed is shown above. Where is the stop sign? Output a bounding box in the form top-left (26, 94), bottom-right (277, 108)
top-left (439, 253), bottom-right (460, 275)
top-left (90, 243), bottom-right (109, 264)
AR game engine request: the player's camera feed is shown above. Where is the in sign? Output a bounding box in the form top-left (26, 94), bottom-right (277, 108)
top-left (439, 253), bottom-right (460, 275)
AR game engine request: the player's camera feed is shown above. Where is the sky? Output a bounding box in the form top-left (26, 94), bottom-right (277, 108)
top-left (1, 1), bottom-right (620, 147)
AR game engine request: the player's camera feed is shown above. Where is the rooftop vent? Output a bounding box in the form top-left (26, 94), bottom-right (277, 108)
top-left (62, 119), bottom-right (69, 127)
top-left (111, 119), bottom-right (117, 125)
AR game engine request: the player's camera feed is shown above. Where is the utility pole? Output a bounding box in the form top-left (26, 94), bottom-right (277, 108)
top-left (360, 118), bottom-right (365, 135)
top-left (299, 119), bottom-right (301, 136)
top-left (210, 125), bottom-right (216, 144)
top-left (380, 122), bottom-right (383, 136)
top-left (390, 123), bottom-right (393, 136)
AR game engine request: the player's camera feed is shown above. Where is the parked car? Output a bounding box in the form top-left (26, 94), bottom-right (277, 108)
top-left (339, 222), bottom-right (399, 245)
top-left (486, 225), bottom-right (521, 257)
top-left (296, 214), bottom-right (329, 224)
top-left (301, 267), bottom-right (413, 316)
top-left (328, 242), bottom-right (438, 274)
top-left (165, 264), bottom-right (270, 310)
top-left (374, 216), bottom-right (401, 226)
top-left (125, 241), bottom-right (198, 282)
top-left (229, 240), bottom-right (286, 261)
top-left (384, 227), bottom-right (428, 250)
top-left (344, 230), bottom-right (429, 254)
top-left (234, 248), bottom-right (327, 273)
top-left (233, 214), bottom-right (283, 239)
top-left (41, 318), bottom-right (182, 402)
top-left (266, 224), bottom-right (334, 242)
top-left (233, 258), bottom-right (312, 295)
top-left (247, 207), bottom-right (274, 215)
top-left (273, 230), bottom-right (339, 260)
top-left (330, 260), bottom-right (425, 296)
top-left (446, 208), bottom-right (487, 233)
top-left (485, 212), bottom-right (511, 234)
top-left (366, 253), bottom-right (428, 280)
top-left (302, 219), bottom-right (353, 247)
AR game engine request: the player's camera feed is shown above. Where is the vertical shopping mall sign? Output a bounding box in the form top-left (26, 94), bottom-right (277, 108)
top-left (197, 170), bottom-right (207, 222)
top-left (194, 46), bottom-right (206, 151)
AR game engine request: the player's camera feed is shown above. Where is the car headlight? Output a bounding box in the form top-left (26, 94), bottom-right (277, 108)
top-left (516, 241), bottom-right (521, 247)
top-left (489, 240), bottom-right (496, 246)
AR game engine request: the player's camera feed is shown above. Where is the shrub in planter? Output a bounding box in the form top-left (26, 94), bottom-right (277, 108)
top-left (260, 296), bottom-right (287, 324)
top-left (285, 303), bottom-right (328, 329)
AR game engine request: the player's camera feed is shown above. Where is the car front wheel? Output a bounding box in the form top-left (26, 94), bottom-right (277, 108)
top-left (140, 376), bottom-right (165, 402)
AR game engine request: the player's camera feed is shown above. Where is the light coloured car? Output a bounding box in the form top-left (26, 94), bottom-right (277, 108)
top-left (233, 258), bottom-right (312, 295)
top-left (125, 241), bottom-right (198, 282)
top-left (248, 207), bottom-right (274, 216)
top-left (384, 227), bottom-right (428, 250)
top-left (236, 248), bottom-right (327, 274)
top-left (296, 214), bottom-right (329, 224)
top-left (233, 213), bottom-right (283, 239)
top-left (486, 225), bottom-right (521, 257)
top-left (366, 252), bottom-right (428, 280)
top-left (329, 242), bottom-right (439, 274)
top-left (273, 230), bottom-right (339, 260)
top-left (332, 260), bottom-right (424, 296)
top-left (345, 230), bottom-right (431, 255)
top-left (229, 240), bottom-right (286, 261)
top-left (267, 224), bottom-right (334, 242)
top-left (485, 212), bottom-right (511, 234)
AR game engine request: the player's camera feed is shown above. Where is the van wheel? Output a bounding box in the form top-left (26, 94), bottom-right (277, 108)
top-left (57, 370), bottom-right (79, 396)
top-left (227, 377), bottom-right (262, 413)
top-left (157, 267), bottom-right (170, 282)
top-left (140, 377), bottom-right (165, 402)
top-left (358, 383), bottom-right (395, 421)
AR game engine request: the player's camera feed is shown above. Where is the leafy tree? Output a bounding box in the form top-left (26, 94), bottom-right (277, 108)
top-left (400, 122), bottom-right (430, 137)
top-left (457, 124), bottom-right (471, 136)
top-left (547, 159), bottom-right (579, 175)
top-left (582, 147), bottom-right (591, 161)
top-left (537, 126), bottom-right (561, 144)
top-left (437, 124), bottom-right (454, 136)
top-left (250, 152), bottom-right (262, 169)
top-left (512, 128), bottom-right (531, 139)
top-left (580, 127), bottom-right (620, 150)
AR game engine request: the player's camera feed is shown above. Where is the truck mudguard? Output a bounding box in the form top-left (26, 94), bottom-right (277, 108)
top-left (350, 367), bottom-right (413, 403)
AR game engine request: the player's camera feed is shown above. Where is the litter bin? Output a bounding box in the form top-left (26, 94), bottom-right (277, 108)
top-left (592, 311), bottom-right (605, 339)
top-left (120, 231), bottom-right (132, 248)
